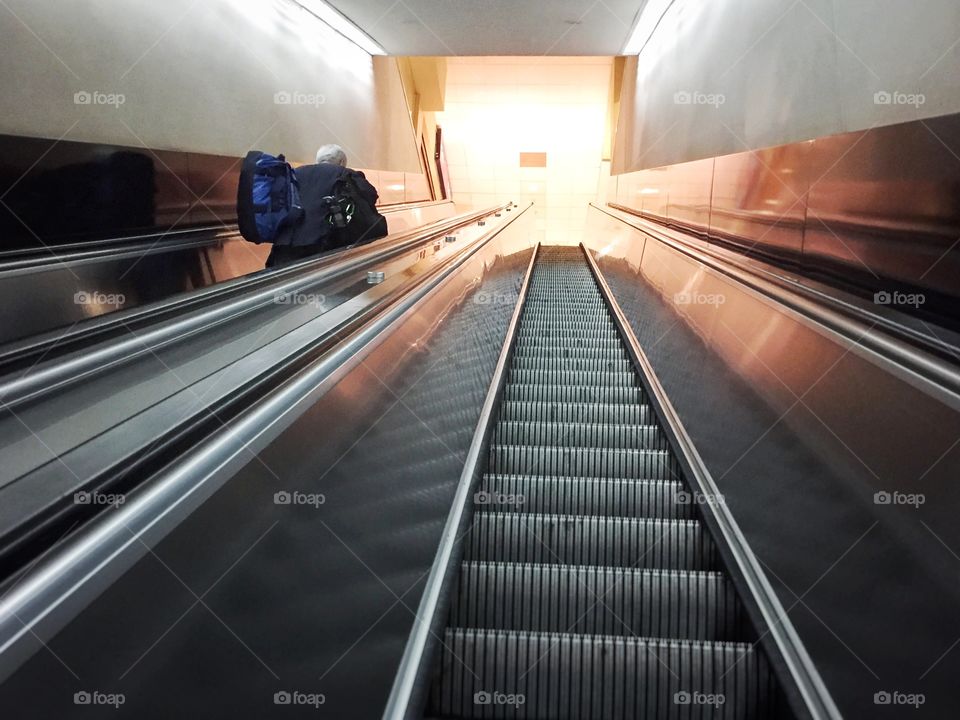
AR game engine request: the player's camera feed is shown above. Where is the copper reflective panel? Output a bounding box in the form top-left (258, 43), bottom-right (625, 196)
top-left (805, 115), bottom-right (960, 298)
top-left (610, 112), bottom-right (960, 323)
top-left (667, 157), bottom-right (714, 236)
top-left (628, 167), bottom-right (670, 223)
top-left (709, 142), bottom-right (809, 259)
top-left (186, 153), bottom-right (241, 226)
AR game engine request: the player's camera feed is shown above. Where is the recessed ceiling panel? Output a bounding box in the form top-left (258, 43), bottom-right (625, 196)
top-left (325, 0), bottom-right (647, 55)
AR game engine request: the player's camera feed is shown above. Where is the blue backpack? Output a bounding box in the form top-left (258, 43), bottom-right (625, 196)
top-left (237, 151), bottom-right (303, 243)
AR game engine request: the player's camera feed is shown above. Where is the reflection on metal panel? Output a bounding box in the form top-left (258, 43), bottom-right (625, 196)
top-left (804, 116), bottom-right (960, 294)
top-left (710, 144), bottom-right (808, 258)
top-left (612, 112), bottom-right (960, 322)
top-left (667, 157), bottom-right (714, 236)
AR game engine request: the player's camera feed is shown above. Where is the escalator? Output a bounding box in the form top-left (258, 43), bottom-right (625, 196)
top-left (0, 237), bottom-right (821, 719)
top-left (426, 247), bottom-right (785, 719)
top-left (0, 194), bottom-right (949, 717)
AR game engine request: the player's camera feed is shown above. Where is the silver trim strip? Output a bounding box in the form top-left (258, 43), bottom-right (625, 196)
top-left (582, 243), bottom-right (842, 720)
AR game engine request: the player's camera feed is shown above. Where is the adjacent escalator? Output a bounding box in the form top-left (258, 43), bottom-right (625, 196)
top-left (427, 247), bottom-right (787, 719)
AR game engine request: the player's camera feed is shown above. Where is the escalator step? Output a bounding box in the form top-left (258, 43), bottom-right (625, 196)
top-left (488, 444), bottom-right (678, 480)
top-left (517, 321), bottom-right (618, 332)
top-left (516, 329), bottom-right (621, 341)
top-left (430, 628), bottom-right (774, 720)
top-left (477, 475), bottom-right (694, 519)
top-left (512, 346), bottom-right (629, 360)
top-left (508, 369), bottom-right (638, 387)
top-left (511, 356), bottom-right (634, 372)
top-left (464, 513), bottom-right (717, 570)
top-left (498, 401), bottom-right (652, 425)
top-left (514, 337), bottom-right (623, 350)
top-left (450, 562), bottom-right (747, 641)
top-left (502, 384), bottom-right (647, 405)
top-left (492, 421), bottom-right (665, 450)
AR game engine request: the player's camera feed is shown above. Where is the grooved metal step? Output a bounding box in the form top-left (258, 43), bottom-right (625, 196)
top-left (511, 356), bottom-right (635, 372)
top-left (478, 475), bottom-right (694, 519)
top-left (513, 346), bottom-right (629, 360)
top-left (508, 369), bottom-right (639, 387)
top-left (498, 401), bottom-right (652, 425)
top-left (431, 628), bottom-right (775, 720)
top-left (514, 337), bottom-right (624, 350)
top-left (450, 562), bottom-right (747, 641)
top-left (464, 513), bottom-right (716, 570)
top-left (492, 421), bottom-right (665, 450)
top-left (502, 384), bottom-right (647, 405)
top-left (488, 444), bottom-right (677, 479)
top-left (517, 329), bottom-right (621, 341)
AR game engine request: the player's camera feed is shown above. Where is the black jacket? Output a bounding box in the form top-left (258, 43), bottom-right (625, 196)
top-left (275, 164), bottom-right (379, 248)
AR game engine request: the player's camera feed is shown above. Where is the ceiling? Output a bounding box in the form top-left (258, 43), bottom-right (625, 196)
top-left (325, 0), bottom-right (648, 56)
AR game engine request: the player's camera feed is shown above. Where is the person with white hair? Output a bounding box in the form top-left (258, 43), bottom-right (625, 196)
top-left (315, 143), bottom-right (348, 167)
top-left (267, 143), bottom-right (385, 267)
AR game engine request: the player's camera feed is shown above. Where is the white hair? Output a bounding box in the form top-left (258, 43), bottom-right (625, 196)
top-left (316, 144), bottom-right (347, 167)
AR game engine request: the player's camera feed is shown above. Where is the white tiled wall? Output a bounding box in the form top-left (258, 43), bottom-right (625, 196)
top-left (438, 57), bottom-right (612, 245)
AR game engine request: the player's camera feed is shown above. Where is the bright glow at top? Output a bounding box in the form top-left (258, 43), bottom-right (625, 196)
top-left (293, 0), bottom-right (386, 55)
top-left (623, 0), bottom-right (674, 55)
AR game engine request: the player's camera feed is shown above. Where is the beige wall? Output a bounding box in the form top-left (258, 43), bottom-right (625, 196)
top-left (439, 57), bottom-right (612, 245)
top-left (0, 0), bottom-right (421, 171)
top-left (614, 0), bottom-right (960, 172)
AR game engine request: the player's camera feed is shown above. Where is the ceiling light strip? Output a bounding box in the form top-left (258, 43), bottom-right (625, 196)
top-left (292, 0), bottom-right (387, 55)
top-left (623, 0), bottom-right (676, 55)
